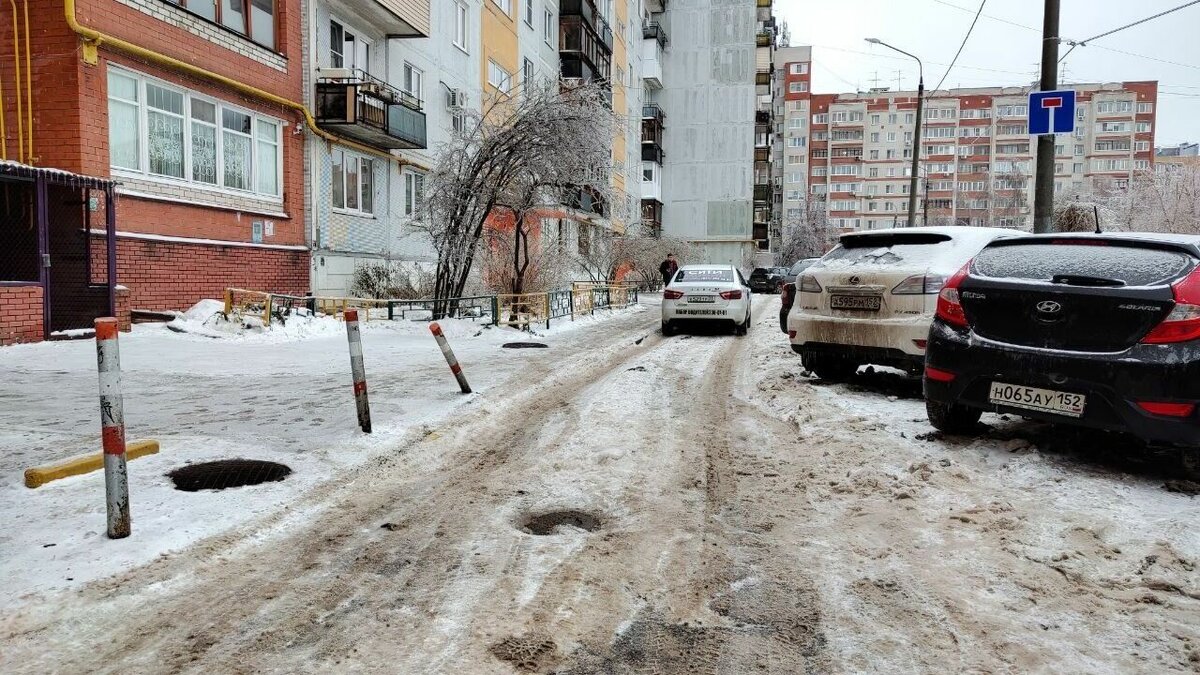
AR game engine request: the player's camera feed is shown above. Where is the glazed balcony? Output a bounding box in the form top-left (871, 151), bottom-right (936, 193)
top-left (315, 70), bottom-right (426, 150)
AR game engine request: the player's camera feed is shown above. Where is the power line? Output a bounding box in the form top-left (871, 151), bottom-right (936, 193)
top-left (932, 0), bottom-right (987, 93)
top-left (815, 60), bottom-right (861, 90)
top-left (1087, 44), bottom-right (1200, 72)
top-left (928, 0), bottom-right (1040, 33)
top-left (1066, 0), bottom-right (1200, 46)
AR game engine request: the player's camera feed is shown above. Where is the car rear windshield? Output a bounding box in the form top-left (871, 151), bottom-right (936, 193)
top-left (822, 232), bottom-right (954, 267)
top-left (972, 241), bottom-right (1194, 287)
top-left (789, 260), bottom-right (816, 275)
top-left (751, 268), bottom-right (770, 276)
top-left (675, 269), bottom-right (734, 283)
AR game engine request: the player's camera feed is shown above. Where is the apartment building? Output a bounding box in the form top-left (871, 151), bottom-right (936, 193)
top-left (773, 49), bottom-right (1158, 233)
top-left (1156, 141), bottom-right (1199, 174)
top-left (646, 0), bottom-right (776, 266)
top-left (3, 0), bottom-right (314, 317)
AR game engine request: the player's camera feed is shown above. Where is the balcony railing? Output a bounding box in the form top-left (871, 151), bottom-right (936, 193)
top-left (755, 70), bottom-right (771, 86)
top-left (756, 0), bottom-right (772, 7)
top-left (560, 0), bottom-right (613, 53)
top-left (756, 31), bottom-right (773, 47)
top-left (754, 147), bottom-right (770, 163)
top-left (315, 70), bottom-right (426, 150)
top-left (643, 22), bottom-right (668, 48)
top-left (642, 104), bottom-right (666, 124)
top-left (641, 144), bottom-right (665, 164)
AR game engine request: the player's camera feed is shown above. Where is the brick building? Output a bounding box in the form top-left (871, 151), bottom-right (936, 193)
top-left (1, 0), bottom-right (310, 324)
top-left (772, 47), bottom-right (1158, 237)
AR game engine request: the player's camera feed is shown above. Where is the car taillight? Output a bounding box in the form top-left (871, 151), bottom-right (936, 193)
top-left (924, 365), bottom-right (956, 382)
top-left (935, 263), bottom-right (971, 329)
top-left (892, 274), bottom-right (948, 295)
top-left (799, 274), bottom-right (822, 293)
top-left (1142, 264), bottom-right (1200, 344)
top-left (664, 289), bottom-right (684, 300)
top-left (1136, 401), bottom-right (1196, 417)
top-left (720, 289), bottom-right (743, 300)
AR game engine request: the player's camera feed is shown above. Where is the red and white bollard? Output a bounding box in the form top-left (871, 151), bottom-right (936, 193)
top-left (344, 309), bottom-right (372, 433)
top-left (95, 317), bottom-right (130, 539)
top-left (429, 322), bottom-right (472, 394)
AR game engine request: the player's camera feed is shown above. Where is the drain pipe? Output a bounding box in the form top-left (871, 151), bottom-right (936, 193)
top-left (62, 0), bottom-right (429, 170)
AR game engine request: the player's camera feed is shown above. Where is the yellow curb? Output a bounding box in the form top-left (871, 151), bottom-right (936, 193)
top-left (24, 440), bottom-right (160, 489)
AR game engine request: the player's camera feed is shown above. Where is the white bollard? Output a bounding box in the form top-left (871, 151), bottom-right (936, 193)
top-left (429, 322), bottom-right (472, 394)
top-left (95, 317), bottom-right (130, 539)
top-left (344, 309), bottom-right (372, 433)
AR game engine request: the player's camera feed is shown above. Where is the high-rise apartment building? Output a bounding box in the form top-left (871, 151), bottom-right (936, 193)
top-left (644, 0), bottom-right (777, 266)
top-left (773, 48), bottom-right (1158, 234)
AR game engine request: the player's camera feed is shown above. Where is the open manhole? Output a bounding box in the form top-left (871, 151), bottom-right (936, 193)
top-left (502, 342), bottom-right (549, 349)
top-left (520, 510), bottom-right (602, 535)
top-left (168, 459), bottom-right (291, 492)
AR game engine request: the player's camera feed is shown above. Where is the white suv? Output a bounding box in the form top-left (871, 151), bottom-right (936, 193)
top-left (787, 227), bottom-right (1017, 379)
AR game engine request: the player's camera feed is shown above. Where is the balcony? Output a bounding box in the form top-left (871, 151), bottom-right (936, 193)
top-left (561, 0), bottom-right (613, 53)
top-left (755, 69), bottom-right (771, 86)
top-left (754, 185), bottom-right (771, 203)
top-left (754, 147), bottom-right (770, 163)
top-left (755, 110), bottom-right (771, 125)
top-left (641, 198), bottom-right (663, 232)
top-left (344, 0), bottom-right (430, 37)
top-left (642, 104), bottom-right (666, 124)
top-left (641, 144), bottom-right (665, 164)
top-left (756, 31), bottom-right (773, 47)
top-left (643, 22), bottom-right (668, 48)
top-left (756, 0), bottom-right (772, 7)
top-left (315, 71), bottom-right (426, 150)
top-left (641, 29), bottom-right (664, 89)
top-left (753, 223), bottom-right (769, 241)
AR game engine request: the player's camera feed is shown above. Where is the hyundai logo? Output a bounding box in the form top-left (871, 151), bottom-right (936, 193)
top-left (1036, 300), bottom-right (1063, 314)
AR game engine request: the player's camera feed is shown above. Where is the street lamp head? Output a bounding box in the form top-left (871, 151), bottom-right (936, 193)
top-left (864, 38), bottom-right (881, 44)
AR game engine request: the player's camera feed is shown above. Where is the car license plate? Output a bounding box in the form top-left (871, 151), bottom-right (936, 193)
top-left (680, 309), bottom-right (727, 316)
top-left (988, 382), bottom-right (1086, 418)
top-left (830, 295), bottom-right (881, 311)
top-left (688, 295), bottom-right (715, 303)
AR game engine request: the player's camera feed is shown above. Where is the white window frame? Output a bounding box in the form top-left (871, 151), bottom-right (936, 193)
top-left (402, 62), bottom-right (424, 103)
top-left (107, 65), bottom-right (282, 200)
top-left (543, 8), bottom-right (554, 45)
top-left (488, 59), bottom-right (513, 93)
top-left (492, 0), bottom-right (512, 15)
top-left (331, 147), bottom-right (374, 216)
top-left (329, 18), bottom-right (372, 74)
top-left (453, 2), bottom-right (469, 52)
top-left (403, 170), bottom-right (427, 217)
top-left (524, 0), bottom-right (534, 26)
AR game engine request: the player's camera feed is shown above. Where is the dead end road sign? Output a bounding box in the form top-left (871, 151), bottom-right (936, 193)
top-left (1029, 90), bottom-right (1077, 135)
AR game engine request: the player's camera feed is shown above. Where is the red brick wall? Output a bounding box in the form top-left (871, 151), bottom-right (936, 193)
top-left (92, 235), bottom-right (309, 311)
top-left (0, 286), bottom-right (45, 345)
top-left (115, 286), bottom-right (131, 332)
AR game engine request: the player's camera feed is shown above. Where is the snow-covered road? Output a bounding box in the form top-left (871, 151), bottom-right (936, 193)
top-left (1, 296), bottom-right (1197, 673)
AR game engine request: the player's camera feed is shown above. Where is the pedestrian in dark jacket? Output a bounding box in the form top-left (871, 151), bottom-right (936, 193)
top-left (659, 253), bottom-right (679, 287)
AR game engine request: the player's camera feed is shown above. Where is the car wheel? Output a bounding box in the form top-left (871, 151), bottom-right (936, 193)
top-left (803, 352), bottom-right (857, 381)
top-left (1180, 447), bottom-right (1200, 481)
top-left (661, 321), bottom-right (675, 337)
top-left (925, 399), bottom-right (983, 435)
top-left (736, 312), bottom-right (750, 336)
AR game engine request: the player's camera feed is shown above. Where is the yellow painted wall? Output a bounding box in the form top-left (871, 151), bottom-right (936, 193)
top-left (481, 0), bottom-right (519, 103)
top-left (610, 0), bottom-right (629, 233)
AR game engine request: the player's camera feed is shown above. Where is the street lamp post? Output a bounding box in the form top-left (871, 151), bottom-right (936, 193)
top-left (866, 38), bottom-right (923, 228)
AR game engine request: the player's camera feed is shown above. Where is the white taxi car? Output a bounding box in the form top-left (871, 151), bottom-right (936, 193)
top-left (787, 226), bottom-right (1016, 379)
top-left (662, 264), bottom-right (752, 336)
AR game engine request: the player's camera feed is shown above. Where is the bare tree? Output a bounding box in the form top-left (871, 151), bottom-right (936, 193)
top-left (1056, 166), bottom-right (1200, 235)
top-left (414, 78), bottom-right (615, 316)
top-left (777, 199), bottom-right (835, 263)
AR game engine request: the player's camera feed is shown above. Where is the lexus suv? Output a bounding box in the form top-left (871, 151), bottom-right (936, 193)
top-left (787, 226), bottom-right (1016, 379)
top-left (924, 233), bottom-right (1200, 473)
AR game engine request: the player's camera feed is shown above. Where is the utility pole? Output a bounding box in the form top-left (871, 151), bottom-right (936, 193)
top-left (908, 78), bottom-right (924, 228)
top-left (1033, 0), bottom-right (1061, 234)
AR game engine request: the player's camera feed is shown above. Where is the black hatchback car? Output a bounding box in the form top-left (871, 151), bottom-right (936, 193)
top-left (749, 267), bottom-right (789, 294)
top-left (924, 233), bottom-right (1200, 471)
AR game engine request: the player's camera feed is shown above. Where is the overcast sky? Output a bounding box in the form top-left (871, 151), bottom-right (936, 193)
top-left (779, 0), bottom-right (1200, 146)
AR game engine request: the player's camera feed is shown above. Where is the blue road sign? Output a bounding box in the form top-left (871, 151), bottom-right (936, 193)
top-left (1029, 90), bottom-right (1076, 135)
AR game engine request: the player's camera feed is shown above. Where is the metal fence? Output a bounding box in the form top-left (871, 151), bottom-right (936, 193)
top-left (221, 283), bottom-right (640, 331)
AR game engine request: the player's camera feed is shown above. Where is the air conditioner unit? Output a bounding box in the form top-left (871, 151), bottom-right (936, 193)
top-left (447, 89), bottom-right (468, 109)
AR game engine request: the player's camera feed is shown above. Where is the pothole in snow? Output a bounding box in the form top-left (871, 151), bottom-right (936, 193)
top-left (502, 342), bottom-right (549, 349)
top-left (489, 633), bottom-right (560, 672)
top-left (168, 459), bottom-right (291, 492)
top-left (519, 510), bottom-right (602, 535)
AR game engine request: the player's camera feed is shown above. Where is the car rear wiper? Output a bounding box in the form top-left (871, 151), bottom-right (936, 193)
top-left (1051, 274), bottom-right (1125, 287)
